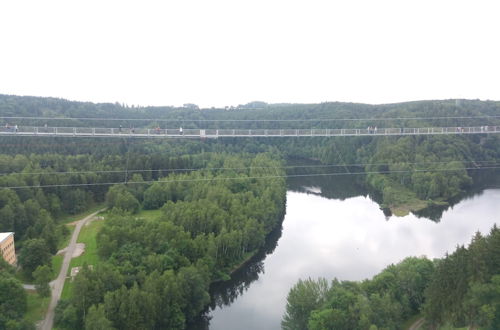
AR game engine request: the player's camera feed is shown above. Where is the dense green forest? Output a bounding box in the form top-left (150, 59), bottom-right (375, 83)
top-left (2, 94), bottom-right (500, 215)
top-left (1, 95), bottom-right (500, 328)
top-left (0, 144), bottom-right (286, 328)
top-left (51, 153), bottom-right (286, 329)
top-left (282, 225), bottom-right (500, 330)
top-left (0, 258), bottom-right (33, 329)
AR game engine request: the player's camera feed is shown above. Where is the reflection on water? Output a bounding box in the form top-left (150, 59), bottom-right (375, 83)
top-left (288, 162), bottom-right (500, 222)
top-left (209, 225), bottom-right (283, 309)
top-left (200, 165), bottom-right (500, 330)
top-left (286, 162), bottom-right (367, 202)
top-left (413, 168), bottom-right (500, 221)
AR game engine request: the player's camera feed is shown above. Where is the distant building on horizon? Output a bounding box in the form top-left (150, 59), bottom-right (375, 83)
top-left (0, 232), bottom-right (16, 265)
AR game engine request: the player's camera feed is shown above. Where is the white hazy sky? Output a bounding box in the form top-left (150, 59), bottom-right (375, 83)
top-left (1, 0), bottom-right (499, 108)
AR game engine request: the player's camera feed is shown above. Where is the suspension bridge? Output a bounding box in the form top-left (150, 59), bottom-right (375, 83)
top-left (0, 125), bottom-right (499, 138)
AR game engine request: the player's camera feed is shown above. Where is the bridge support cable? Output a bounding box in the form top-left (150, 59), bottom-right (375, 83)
top-left (0, 125), bottom-right (499, 138)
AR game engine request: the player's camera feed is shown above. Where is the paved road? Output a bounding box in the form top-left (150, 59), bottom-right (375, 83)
top-left (40, 209), bottom-right (105, 330)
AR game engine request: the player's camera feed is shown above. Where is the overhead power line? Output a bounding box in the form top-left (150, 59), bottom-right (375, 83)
top-left (2, 165), bottom-right (500, 190)
top-left (1, 160), bottom-right (499, 177)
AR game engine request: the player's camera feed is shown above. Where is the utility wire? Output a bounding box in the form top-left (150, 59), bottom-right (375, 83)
top-left (1, 160), bottom-right (499, 177)
top-left (2, 166), bottom-right (500, 190)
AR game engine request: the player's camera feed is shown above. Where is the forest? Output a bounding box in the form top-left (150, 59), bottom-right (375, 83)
top-left (2, 94), bottom-right (500, 215)
top-left (0, 145), bottom-right (286, 329)
top-left (1, 95), bottom-right (500, 328)
top-left (282, 225), bottom-right (500, 330)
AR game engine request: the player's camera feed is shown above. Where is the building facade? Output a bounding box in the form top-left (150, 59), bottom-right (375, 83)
top-left (0, 232), bottom-right (16, 265)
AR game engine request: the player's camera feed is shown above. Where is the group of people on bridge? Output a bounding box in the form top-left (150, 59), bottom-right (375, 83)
top-left (4, 123), bottom-right (18, 132)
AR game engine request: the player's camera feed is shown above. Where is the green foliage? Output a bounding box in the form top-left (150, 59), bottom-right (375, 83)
top-left (3, 95), bottom-right (500, 329)
top-left (0, 269), bottom-right (28, 329)
top-left (33, 265), bottom-right (52, 297)
top-left (61, 153), bottom-right (286, 329)
top-left (282, 278), bottom-right (330, 330)
top-left (54, 300), bottom-right (78, 330)
top-left (85, 304), bottom-right (114, 330)
top-left (424, 226), bottom-right (500, 328)
top-left (283, 257), bottom-right (434, 330)
top-left (283, 227), bottom-right (500, 330)
top-left (18, 238), bottom-right (52, 277)
top-left (105, 185), bottom-right (140, 213)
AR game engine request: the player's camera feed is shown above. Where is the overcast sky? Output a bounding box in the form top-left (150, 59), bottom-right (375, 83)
top-left (1, 0), bottom-right (499, 108)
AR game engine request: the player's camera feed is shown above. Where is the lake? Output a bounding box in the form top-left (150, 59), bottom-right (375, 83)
top-left (200, 169), bottom-right (500, 330)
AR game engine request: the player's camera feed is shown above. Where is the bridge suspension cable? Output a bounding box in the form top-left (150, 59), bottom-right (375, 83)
top-left (0, 125), bottom-right (499, 138)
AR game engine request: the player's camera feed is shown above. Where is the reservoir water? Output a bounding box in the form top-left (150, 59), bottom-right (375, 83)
top-left (202, 170), bottom-right (500, 330)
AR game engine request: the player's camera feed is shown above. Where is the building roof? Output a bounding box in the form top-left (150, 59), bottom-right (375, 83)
top-left (0, 232), bottom-right (14, 243)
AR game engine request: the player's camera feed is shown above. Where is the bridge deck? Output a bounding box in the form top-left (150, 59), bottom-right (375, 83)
top-left (0, 126), bottom-right (499, 138)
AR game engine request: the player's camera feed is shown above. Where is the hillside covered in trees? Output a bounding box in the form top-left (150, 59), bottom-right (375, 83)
top-left (2, 94), bottom-right (500, 215)
top-left (282, 225), bottom-right (500, 330)
top-left (1, 94), bottom-right (500, 328)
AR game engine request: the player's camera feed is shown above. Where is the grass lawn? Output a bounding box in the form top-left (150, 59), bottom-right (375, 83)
top-left (73, 220), bottom-right (104, 267)
top-left (57, 203), bottom-right (106, 224)
top-left (136, 208), bottom-right (162, 220)
top-left (57, 225), bottom-right (75, 250)
top-left (61, 219), bottom-right (104, 300)
top-left (24, 291), bottom-right (50, 324)
top-left (51, 255), bottom-right (64, 280)
top-left (49, 225), bottom-right (76, 281)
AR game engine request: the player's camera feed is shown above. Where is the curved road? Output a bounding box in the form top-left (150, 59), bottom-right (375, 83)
top-left (40, 209), bottom-right (105, 330)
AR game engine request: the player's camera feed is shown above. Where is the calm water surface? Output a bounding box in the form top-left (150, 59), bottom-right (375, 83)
top-left (205, 179), bottom-right (500, 330)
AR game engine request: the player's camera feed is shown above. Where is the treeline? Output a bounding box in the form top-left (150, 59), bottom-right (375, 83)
top-left (55, 153), bottom-right (287, 329)
top-left (282, 225), bottom-right (500, 329)
top-left (3, 94), bottom-right (500, 213)
top-left (2, 94), bottom-right (500, 130)
top-left (424, 226), bottom-right (500, 329)
top-left (0, 259), bottom-right (34, 329)
top-left (1, 144), bottom-right (285, 282)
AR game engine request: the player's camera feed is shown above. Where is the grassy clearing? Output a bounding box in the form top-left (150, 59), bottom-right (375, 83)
top-left (61, 219), bottom-right (104, 300)
top-left (51, 255), bottom-right (63, 280)
top-left (380, 182), bottom-right (429, 216)
top-left (136, 208), bottom-right (162, 220)
top-left (391, 200), bottom-right (428, 217)
top-left (24, 291), bottom-right (50, 324)
top-left (71, 220), bottom-right (104, 270)
top-left (57, 225), bottom-right (75, 250)
top-left (57, 203), bottom-right (105, 224)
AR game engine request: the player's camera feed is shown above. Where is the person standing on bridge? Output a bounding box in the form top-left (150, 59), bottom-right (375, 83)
top-left (14, 125), bottom-right (18, 133)
top-left (180, 126), bottom-right (183, 135)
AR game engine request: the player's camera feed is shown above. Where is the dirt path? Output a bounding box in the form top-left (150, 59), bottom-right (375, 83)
top-left (408, 317), bottom-right (425, 330)
top-left (40, 209), bottom-right (105, 330)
